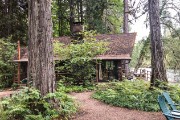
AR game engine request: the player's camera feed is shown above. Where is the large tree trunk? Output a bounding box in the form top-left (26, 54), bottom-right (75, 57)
top-left (28, 0), bottom-right (55, 96)
top-left (123, 0), bottom-right (129, 77)
top-left (148, 0), bottom-right (167, 87)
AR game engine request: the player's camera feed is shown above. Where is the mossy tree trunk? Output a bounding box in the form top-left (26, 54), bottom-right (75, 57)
top-left (28, 0), bottom-right (55, 96)
top-left (148, 0), bottom-right (167, 87)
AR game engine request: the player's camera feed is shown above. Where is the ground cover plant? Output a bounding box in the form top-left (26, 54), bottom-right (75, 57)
top-left (93, 80), bottom-right (180, 112)
top-left (0, 86), bottom-right (77, 120)
top-left (0, 81), bottom-right (94, 120)
top-left (57, 81), bottom-right (96, 93)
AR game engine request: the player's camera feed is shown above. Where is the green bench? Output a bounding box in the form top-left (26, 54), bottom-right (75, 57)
top-left (163, 92), bottom-right (180, 112)
top-left (158, 93), bottom-right (180, 120)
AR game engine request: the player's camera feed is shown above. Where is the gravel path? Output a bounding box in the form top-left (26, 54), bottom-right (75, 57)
top-left (71, 92), bottom-right (166, 120)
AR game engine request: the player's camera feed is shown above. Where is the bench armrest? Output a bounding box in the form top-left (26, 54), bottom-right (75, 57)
top-left (172, 110), bottom-right (180, 113)
top-left (168, 103), bottom-right (180, 106)
top-left (164, 113), bottom-right (180, 119)
top-left (174, 103), bottom-right (180, 106)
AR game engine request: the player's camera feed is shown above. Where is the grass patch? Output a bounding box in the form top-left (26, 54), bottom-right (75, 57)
top-left (92, 80), bottom-right (180, 112)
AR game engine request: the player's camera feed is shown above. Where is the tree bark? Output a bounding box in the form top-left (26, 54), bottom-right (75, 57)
top-left (69, 0), bottom-right (74, 34)
top-left (58, 0), bottom-right (61, 36)
top-left (123, 0), bottom-right (129, 33)
top-left (80, 0), bottom-right (83, 23)
top-left (148, 0), bottom-right (167, 87)
top-left (123, 0), bottom-right (129, 77)
top-left (28, 0), bottom-right (55, 96)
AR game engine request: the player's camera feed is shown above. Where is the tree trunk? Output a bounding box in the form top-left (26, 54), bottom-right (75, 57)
top-left (123, 0), bottom-right (129, 77)
top-left (69, 0), bottom-right (74, 34)
top-left (28, 0), bottom-right (55, 96)
top-left (80, 0), bottom-right (83, 23)
top-left (123, 0), bottom-right (129, 33)
top-left (148, 0), bottom-right (167, 87)
top-left (134, 39), bottom-right (150, 73)
top-left (58, 0), bottom-right (61, 36)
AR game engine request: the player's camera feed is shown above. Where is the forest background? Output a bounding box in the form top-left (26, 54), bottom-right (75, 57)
top-left (0, 0), bottom-right (179, 88)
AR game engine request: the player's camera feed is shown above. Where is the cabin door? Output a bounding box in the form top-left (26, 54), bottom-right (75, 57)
top-left (101, 61), bottom-right (118, 81)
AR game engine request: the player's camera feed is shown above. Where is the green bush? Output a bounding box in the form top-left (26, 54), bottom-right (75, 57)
top-left (93, 80), bottom-right (180, 112)
top-left (0, 38), bottom-right (16, 89)
top-left (0, 87), bottom-right (77, 120)
top-left (54, 31), bottom-right (108, 85)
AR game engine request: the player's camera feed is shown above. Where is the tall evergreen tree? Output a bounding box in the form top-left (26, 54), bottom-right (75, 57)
top-left (123, 0), bottom-right (129, 33)
top-left (28, 0), bottom-right (55, 96)
top-left (123, 0), bottom-right (130, 77)
top-left (148, 0), bottom-right (167, 87)
top-left (0, 0), bottom-right (28, 44)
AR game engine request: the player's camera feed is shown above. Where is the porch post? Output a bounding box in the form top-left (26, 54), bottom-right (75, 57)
top-left (118, 60), bottom-right (123, 81)
top-left (99, 63), bottom-right (102, 80)
top-left (125, 60), bottom-right (130, 78)
top-left (96, 62), bottom-right (99, 82)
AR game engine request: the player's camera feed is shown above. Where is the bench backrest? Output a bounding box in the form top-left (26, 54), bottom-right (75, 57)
top-left (163, 92), bottom-right (177, 110)
top-left (158, 95), bottom-right (171, 114)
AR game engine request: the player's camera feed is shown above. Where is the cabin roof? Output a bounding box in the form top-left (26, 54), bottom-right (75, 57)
top-left (95, 33), bottom-right (136, 60)
top-left (13, 33), bottom-right (136, 62)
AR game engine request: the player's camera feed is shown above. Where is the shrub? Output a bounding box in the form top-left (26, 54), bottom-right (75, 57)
top-left (93, 80), bottom-right (180, 112)
top-left (54, 31), bottom-right (108, 85)
top-left (0, 87), bottom-right (77, 120)
top-left (0, 38), bottom-right (16, 89)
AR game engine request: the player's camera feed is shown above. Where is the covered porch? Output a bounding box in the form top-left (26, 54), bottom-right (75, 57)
top-left (95, 55), bottom-right (131, 82)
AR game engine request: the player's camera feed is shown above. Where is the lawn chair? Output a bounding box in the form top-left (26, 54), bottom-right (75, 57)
top-left (163, 92), bottom-right (180, 112)
top-left (158, 95), bottom-right (180, 120)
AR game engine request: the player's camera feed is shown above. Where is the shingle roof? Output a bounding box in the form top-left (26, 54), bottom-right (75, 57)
top-left (13, 33), bottom-right (136, 62)
top-left (95, 33), bottom-right (136, 60)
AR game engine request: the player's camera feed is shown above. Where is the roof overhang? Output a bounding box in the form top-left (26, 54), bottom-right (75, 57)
top-left (93, 54), bottom-right (131, 60)
top-left (13, 58), bottom-right (28, 62)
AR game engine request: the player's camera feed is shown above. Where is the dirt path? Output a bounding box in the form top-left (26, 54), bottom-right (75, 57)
top-left (0, 90), bottom-right (17, 98)
top-left (71, 92), bottom-right (166, 120)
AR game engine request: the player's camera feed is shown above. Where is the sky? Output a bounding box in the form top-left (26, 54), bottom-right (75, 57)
top-left (129, 0), bottom-right (180, 42)
top-left (130, 14), bottom-right (149, 42)
top-left (129, 0), bottom-right (149, 42)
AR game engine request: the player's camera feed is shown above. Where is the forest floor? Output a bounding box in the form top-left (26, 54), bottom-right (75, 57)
top-left (70, 92), bottom-right (166, 120)
top-left (0, 90), bottom-right (166, 120)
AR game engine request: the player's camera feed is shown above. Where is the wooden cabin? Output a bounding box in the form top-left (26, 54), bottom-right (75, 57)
top-left (94, 33), bottom-right (136, 81)
top-left (13, 33), bottom-right (136, 84)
